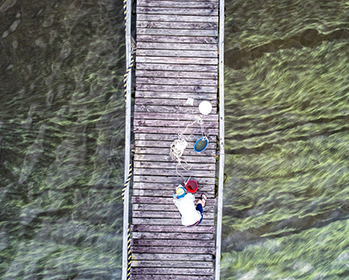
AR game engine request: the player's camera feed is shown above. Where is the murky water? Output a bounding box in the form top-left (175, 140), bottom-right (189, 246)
top-left (0, 0), bottom-right (126, 279)
top-left (222, 0), bottom-right (349, 279)
top-left (1, 0), bottom-right (349, 279)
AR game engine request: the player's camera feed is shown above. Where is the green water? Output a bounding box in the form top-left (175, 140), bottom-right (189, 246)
top-left (222, 0), bottom-right (349, 279)
top-left (1, 0), bottom-right (349, 279)
top-left (0, 0), bottom-right (125, 278)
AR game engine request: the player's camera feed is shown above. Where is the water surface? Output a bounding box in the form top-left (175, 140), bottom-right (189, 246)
top-left (0, 1), bottom-right (126, 278)
top-left (1, 0), bottom-right (349, 279)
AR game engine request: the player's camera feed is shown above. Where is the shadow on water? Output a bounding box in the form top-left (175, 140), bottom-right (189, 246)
top-left (0, 0), bottom-right (127, 279)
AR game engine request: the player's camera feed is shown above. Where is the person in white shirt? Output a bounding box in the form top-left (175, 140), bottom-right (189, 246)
top-left (173, 186), bottom-right (207, 227)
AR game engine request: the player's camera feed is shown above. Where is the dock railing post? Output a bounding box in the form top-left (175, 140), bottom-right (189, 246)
top-left (122, 0), bottom-right (132, 279)
top-left (216, 0), bottom-right (225, 279)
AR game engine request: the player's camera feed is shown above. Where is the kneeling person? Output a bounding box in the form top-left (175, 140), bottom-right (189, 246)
top-left (173, 186), bottom-right (207, 227)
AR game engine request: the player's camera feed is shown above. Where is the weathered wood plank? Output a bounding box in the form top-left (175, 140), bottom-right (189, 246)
top-left (134, 144), bottom-right (215, 153)
top-left (133, 175), bottom-right (215, 185)
top-left (131, 246), bottom-right (215, 255)
top-left (133, 131), bottom-right (216, 140)
top-left (136, 69), bottom-right (217, 79)
top-left (133, 144), bottom-right (216, 153)
top-left (134, 103), bottom-right (217, 114)
top-left (137, 62), bottom-right (217, 72)
top-left (132, 182), bottom-right (216, 192)
top-left (135, 91), bottom-right (217, 100)
top-left (137, 21), bottom-right (217, 31)
top-left (134, 118), bottom-right (217, 129)
top-left (130, 275), bottom-right (214, 280)
top-left (137, 35), bottom-right (218, 44)
top-left (136, 77), bottom-right (217, 86)
top-left (137, 42), bottom-right (217, 52)
top-left (134, 154), bottom-right (217, 164)
top-left (132, 253), bottom-right (213, 262)
top-left (132, 239), bottom-right (214, 249)
top-left (138, 0), bottom-right (217, 8)
top-left (134, 104), bottom-right (217, 115)
top-left (134, 146), bottom-right (215, 155)
top-left (137, 7), bottom-right (218, 16)
top-left (137, 14), bottom-right (218, 23)
top-left (132, 182), bottom-right (216, 193)
top-left (132, 217), bottom-right (214, 227)
top-left (132, 196), bottom-right (215, 204)
top-left (133, 210), bottom-right (215, 219)
top-left (132, 181), bottom-right (216, 189)
top-left (131, 260), bottom-right (213, 268)
top-left (134, 112), bottom-right (218, 121)
top-left (134, 126), bottom-right (218, 135)
top-left (132, 167), bottom-right (216, 177)
top-left (131, 267), bottom-right (214, 276)
top-left (132, 203), bottom-right (215, 213)
top-left (136, 56), bottom-right (218, 65)
top-left (132, 180), bottom-right (216, 188)
top-left (133, 158), bottom-right (216, 169)
top-left (133, 188), bottom-right (216, 199)
top-left (133, 168), bottom-right (216, 178)
top-left (134, 134), bottom-right (217, 143)
top-left (132, 189), bottom-right (215, 200)
top-left (135, 98), bottom-right (217, 107)
top-left (137, 28), bottom-right (218, 37)
top-left (132, 231), bottom-right (214, 240)
top-left (131, 225), bottom-right (215, 234)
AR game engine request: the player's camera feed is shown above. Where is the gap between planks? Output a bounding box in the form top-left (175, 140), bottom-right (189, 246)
top-left (130, 267), bottom-right (214, 276)
top-left (131, 225), bottom-right (215, 234)
top-left (134, 107), bottom-right (218, 119)
top-left (136, 70), bottom-right (218, 78)
top-left (131, 259), bottom-right (213, 268)
top-left (130, 276), bottom-right (214, 280)
top-left (137, 21), bottom-right (218, 30)
top-left (136, 77), bottom-right (217, 85)
top-left (136, 62), bottom-right (217, 71)
top-left (134, 154), bottom-right (217, 164)
top-left (137, 14), bottom-right (218, 23)
top-left (138, 0), bottom-right (218, 8)
top-left (137, 35), bottom-right (218, 44)
top-left (137, 28), bottom-right (218, 37)
top-left (137, 7), bottom-right (218, 16)
top-left (136, 56), bottom-right (218, 65)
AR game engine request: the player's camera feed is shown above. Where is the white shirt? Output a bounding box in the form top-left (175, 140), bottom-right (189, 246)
top-left (173, 193), bottom-right (202, 226)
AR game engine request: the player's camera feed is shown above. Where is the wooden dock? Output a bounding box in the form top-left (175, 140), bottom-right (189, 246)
top-left (127, 0), bottom-right (222, 279)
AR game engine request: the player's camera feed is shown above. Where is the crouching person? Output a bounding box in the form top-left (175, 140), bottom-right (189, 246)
top-left (173, 186), bottom-right (207, 227)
